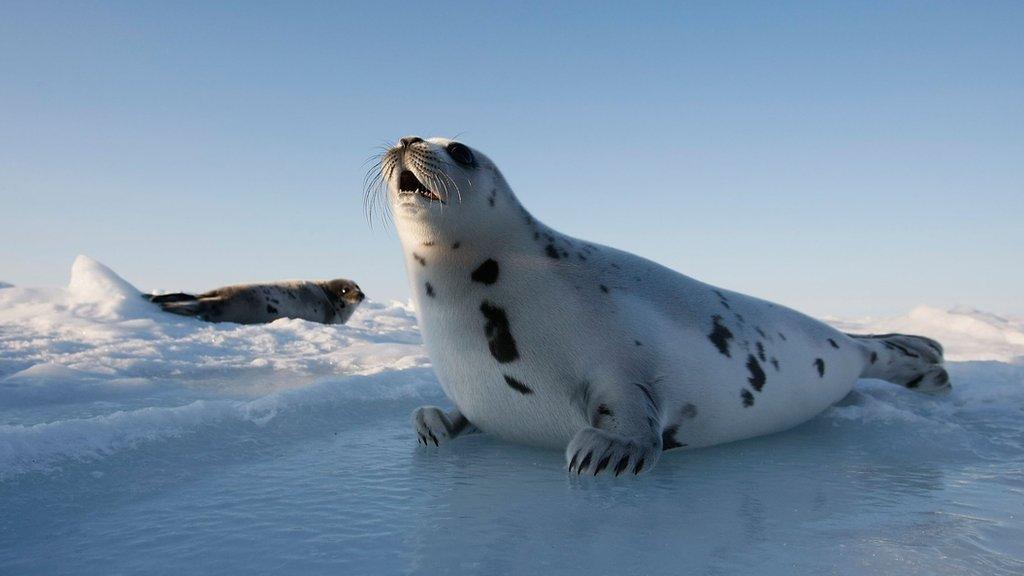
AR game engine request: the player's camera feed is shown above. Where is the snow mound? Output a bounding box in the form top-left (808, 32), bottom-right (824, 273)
top-left (67, 255), bottom-right (151, 320)
top-left (826, 305), bottom-right (1024, 363)
top-left (0, 281), bottom-right (12, 289)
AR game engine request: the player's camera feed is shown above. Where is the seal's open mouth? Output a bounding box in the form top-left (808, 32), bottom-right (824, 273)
top-left (398, 170), bottom-right (441, 202)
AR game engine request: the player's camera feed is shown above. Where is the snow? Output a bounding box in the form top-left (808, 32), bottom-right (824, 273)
top-left (828, 305), bottom-right (1024, 363)
top-left (1, 257), bottom-right (1022, 575)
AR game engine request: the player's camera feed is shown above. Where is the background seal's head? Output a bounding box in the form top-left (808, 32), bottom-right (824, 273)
top-left (319, 279), bottom-right (365, 319)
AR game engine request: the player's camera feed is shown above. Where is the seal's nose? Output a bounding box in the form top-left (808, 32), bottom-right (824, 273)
top-left (349, 286), bottom-right (365, 303)
top-left (399, 136), bottom-right (424, 148)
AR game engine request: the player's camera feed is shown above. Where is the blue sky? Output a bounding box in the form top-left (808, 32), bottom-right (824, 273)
top-left (2, 1), bottom-right (1022, 316)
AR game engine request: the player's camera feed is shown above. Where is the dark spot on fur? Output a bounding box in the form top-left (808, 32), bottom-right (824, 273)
top-left (904, 374), bottom-right (925, 389)
top-left (741, 389), bottom-right (755, 407)
top-left (599, 284), bottom-right (609, 293)
top-left (270, 298), bottom-right (280, 305)
top-left (266, 305), bottom-right (278, 314)
top-left (592, 403), bottom-right (613, 426)
top-left (503, 374), bottom-right (533, 394)
top-left (870, 351), bottom-right (878, 364)
top-left (746, 355), bottom-right (766, 391)
top-left (425, 282), bottom-right (435, 298)
top-left (734, 313), bottom-right (745, 324)
top-left (662, 425), bottom-right (684, 450)
top-left (756, 342), bottom-right (766, 362)
top-left (545, 244), bottom-right (560, 259)
top-left (422, 241), bottom-right (435, 247)
top-left (610, 263), bottom-right (620, 269)
top-left (634, 340), bottom-right (642, 346)
top-left (708, 315), bottom-right (735, 358)
top-left (778, 332), bottom-right (787, 341)
top-left (471, 258), bottom-right (499, 285)
top-left (413, 253), bottom-right (426, 266)
top-left (713, 291), bottom-right (732, 309)
top-left (480, 301), bottom-right (519, 363)
top-left (756, 327), bottom-right (768, 339)
top-left (577, 253), bottom-right (587, 261)
top-left (770, 357), bottom-right (780, 371)
top-left (533, 232), bottom-right (540, 240)
top-left (828, 338), bottom-right (840, 349)
top-left (680, 403), bottom-right (698, 419)
top-left (814, 358), bottom-right (825, 377)
top-left (452, 242), bottom-right (461, 249)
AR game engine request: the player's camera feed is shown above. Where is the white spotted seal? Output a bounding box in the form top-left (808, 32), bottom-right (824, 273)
top-left (146, 279), bottom-right (364, 325)
top-left (369, 136), bottom-right (949, 476)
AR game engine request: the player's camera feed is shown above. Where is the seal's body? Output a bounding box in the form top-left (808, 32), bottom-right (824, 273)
top-left (373, 136), bottom-right (948, 475)
top-left (147, 279), bottom-right (364, 325)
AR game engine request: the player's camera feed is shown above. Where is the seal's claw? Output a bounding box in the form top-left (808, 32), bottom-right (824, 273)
top-left (412, 406), bottom-right (452, 447)
top-left (565, 427), bottom-right (659, 477)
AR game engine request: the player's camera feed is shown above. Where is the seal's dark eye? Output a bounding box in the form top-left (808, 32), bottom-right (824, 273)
top-left (446, 142), bottom-right (475, 166)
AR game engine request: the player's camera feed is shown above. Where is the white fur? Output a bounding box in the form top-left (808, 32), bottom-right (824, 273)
top-left (384, 137), bottom-right (941, 475)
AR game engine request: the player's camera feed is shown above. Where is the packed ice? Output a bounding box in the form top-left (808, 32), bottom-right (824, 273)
top-left (1, 256), bottom-right (1021, 575)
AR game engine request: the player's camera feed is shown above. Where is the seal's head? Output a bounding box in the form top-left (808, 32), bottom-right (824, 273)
top-left (366, 136), bottom-right (521, 243)
top-left (319, 279), bottom-right (365, 318)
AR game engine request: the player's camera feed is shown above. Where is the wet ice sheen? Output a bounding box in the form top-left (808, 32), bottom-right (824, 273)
top-left (1, 257), bottom-right (1022, 575)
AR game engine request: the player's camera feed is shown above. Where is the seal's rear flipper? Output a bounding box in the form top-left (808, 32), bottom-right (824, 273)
top-left (848, 333), bottom-right (950, 393)
top-left (155, 300), bottom-right (204, 317)
top-left (145, 292), bottom-right (198, 304)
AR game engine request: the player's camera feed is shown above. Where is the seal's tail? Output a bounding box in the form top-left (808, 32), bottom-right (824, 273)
top-left (847, 333), bottom-right (950, 393)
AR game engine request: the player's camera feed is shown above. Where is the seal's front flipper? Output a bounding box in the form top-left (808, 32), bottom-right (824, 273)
top-left (412, 406), bottom-right (478, 447)
top-left (566, 379), bottom-right (663, 476)
top-left (566, 427), bottom-right (660, 476)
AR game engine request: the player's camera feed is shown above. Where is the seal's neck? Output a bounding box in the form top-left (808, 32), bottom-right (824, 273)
top-left (395, 202), bottom-right (547, 262)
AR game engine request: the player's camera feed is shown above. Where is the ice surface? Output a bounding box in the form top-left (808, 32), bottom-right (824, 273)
top-left (2, 257), bottom-right (1022, 575)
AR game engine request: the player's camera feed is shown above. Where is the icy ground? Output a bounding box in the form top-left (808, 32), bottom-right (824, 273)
top-left (2, 257), bottom-right (1022, 575)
